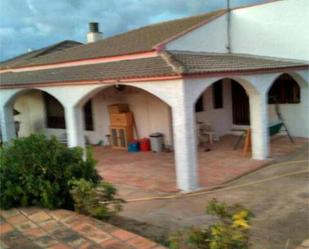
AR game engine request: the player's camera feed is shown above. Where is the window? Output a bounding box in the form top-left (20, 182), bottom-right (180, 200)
top-left (195, 95), bottom-right (204, 112)
top-left (213, 81), bottom-right (223, 109)
top-left (84, 100), bottom-right (94, 131)
top-left (43, 93), bottom-right (66, 129)
top-left (268, 74), bottom-right (300, 104)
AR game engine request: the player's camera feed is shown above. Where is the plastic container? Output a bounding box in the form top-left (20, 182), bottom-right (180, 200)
top-left (128, 140), bottom-right (139, 153)
top-left (139, 138), bottom-right (150, 151)
top-left (149, 133), bottom-right (164, 152)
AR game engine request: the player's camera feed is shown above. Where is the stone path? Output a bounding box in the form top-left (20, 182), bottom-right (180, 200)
top-left (0, 208), bottom-right (166, 249)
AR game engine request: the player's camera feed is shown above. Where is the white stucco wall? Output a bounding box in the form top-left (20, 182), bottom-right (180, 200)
top-left (268, 86), bottom-right (309, 137)
top-left (166, 14), bottom-right (228, 53)
top-left (231, 0), bottom-right (309, 61)
top-left (88, 86), bottom-right (172, 146)
top-left (195, 79), bottom-right (233, 137)
top-left (9, 73), bottom-right (309, 143)
top-left (11, 86), bottom-right (173, 146)
top-left (13, 90), bottom-right (46, 137)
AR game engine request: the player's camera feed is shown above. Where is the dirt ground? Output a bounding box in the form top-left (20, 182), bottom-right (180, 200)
top-left (110, 143), bottom-right (309, 249)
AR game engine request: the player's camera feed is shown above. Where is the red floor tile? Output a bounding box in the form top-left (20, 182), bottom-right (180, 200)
top-left (94, 135), bottom-right (307, 195)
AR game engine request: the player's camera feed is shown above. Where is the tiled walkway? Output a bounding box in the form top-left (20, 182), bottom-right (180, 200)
top-left (94, 135), bottom-right (307, 195)
top-left (0, 208), bottom-right (166, 249)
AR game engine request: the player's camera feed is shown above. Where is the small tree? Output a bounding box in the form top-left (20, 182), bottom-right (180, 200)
top-left (169, 199), bottom-right (254, 249)
top-left (70, 178), bottom-right (124, 220)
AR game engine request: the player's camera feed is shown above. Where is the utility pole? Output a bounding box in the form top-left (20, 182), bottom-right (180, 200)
top-left (226, 0), bottom-right (231, 53)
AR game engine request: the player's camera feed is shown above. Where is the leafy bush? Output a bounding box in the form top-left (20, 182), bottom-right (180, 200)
top-left (0, 134), bottom-right (101, 210)
top-left (168, 199), bottom-right (254, 249)
top-left (70, 178), bottom-right (124, 220)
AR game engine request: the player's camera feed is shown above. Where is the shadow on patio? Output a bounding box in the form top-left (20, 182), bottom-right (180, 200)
top-left (93, 135), bottom-right (307, 198)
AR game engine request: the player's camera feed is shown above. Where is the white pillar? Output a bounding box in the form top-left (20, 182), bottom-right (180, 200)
top-left (249, 92), bottom-right (269, 159)
top-left (65, 106), bottom-right (85, 148)
top-left (172, 102), bottom-right (199, 192)
top-left (0, 105), bottom-right (16, 142)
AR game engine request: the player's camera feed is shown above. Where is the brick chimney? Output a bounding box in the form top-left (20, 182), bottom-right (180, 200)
top-left (87, 22), bottom-right (102, 43)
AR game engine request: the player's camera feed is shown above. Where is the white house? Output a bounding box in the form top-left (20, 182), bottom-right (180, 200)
top-left (0, 0), bottom-right (308, 192)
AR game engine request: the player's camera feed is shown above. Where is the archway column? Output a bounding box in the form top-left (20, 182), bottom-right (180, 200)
top-left (171, 81), bottom-right (199, 192)
top-left (64, 105), bottom-right (85, 148)
top-left (249, 91), bottom-right (270, 159)
top-left (0, 105), bottom-right (16, 142)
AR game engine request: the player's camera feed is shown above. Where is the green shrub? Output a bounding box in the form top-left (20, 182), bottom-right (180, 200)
top-left (70, 178), bottom-right (124, 220)
top-left (168, 199), bottom-right (254, 249)
top-left (0, 134), bottom-right (101, 210)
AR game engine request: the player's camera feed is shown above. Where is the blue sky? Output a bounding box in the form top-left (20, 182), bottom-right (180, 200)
top-left (0, 0), bottom-right (264, 61)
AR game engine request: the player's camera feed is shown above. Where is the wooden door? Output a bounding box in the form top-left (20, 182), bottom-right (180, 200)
top-left (232, 81), bottom-right (250, 125)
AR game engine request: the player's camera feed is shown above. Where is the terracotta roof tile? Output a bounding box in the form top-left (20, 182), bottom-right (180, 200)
top-left (168, 51), bottom-right (308, 73)
top-left (0, 52), bottom-right (307, 88)
top-left (0, 56), bottom-right (176, 86)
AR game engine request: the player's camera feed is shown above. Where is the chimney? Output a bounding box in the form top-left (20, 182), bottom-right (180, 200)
top-left (87, 22), bottom-right (102, 43)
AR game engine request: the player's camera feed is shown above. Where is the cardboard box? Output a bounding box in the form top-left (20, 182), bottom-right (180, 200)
top-left (108, 104), bottom-right (129, 114)
top-left (110, 112), bottom-right (133, 126)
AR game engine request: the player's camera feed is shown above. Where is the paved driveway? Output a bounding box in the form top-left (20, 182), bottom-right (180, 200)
top-left (118, 143), bottom-right (309, 249)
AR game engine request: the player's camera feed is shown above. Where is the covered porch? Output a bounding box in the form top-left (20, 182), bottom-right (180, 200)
top-left (1, 68), bottom-right (308, 193)
top-left (93, 135), bottom-right (307, 196)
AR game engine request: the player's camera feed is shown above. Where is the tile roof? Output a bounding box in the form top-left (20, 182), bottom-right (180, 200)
top-left (0, 56), bottom-right (176, 86)
top-left (0, 52), bottom-right (307, 87)
top-left (168, 51), bottom-right (308, 73)
top-left (0, 10), bottom-right (226, 69)
top-left (0, 40), bottom-right (82, 69)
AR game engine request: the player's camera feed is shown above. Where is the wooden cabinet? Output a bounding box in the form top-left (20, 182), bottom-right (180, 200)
top-left (110, 112), bottom-right (133, 126)
top-left (110, 126), bottom-right (133, 149)
top-left (108, 104), bottom-right (129, 114)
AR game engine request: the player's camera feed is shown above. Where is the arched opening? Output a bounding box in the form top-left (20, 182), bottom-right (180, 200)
top-left (193, 78), bottom-right (259, 188)
top-left (267, 73), bottom-right (307, 139)
top-left (4, 89), bottom-right (66, 140)
top-left (268, 74), bottom-right (300, 104)
top-left (194, 78), bottom-right (251, 139)
top-left (74, 84), bottom-right (176, 193)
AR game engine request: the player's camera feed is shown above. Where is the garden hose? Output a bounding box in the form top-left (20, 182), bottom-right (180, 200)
top-left (125, 159), bottom-right (309, 203)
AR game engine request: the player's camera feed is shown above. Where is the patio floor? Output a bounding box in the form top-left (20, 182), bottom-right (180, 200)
top-left (93, 135), bottom-right (307, 197)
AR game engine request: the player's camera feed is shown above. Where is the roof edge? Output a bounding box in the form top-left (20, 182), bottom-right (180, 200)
top-left (154, 9), bottom-right (227, 51)
top-left (0, 50), bottom-right (158, 73)
top-left (1, 64), bottom-right (307, 90)
top-left (182, 65), bottom-right (309, 78)
top-left (232, 0), bottom-right (283, 11)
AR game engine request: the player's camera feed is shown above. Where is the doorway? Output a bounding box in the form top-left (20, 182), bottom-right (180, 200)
top-left (232, 80), bottom-right (250, 125)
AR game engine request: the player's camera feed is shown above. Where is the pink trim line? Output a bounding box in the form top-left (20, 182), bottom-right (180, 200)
top-left (0, 75), bottom-right (182, 89)
top-left (0, 51), bottom-right (158, 73)
top-left (1, 65), bottom-right (307, 90)
top-left (153, 10), bottom-right (227, 52)
top-left (182, 66), bottom-right (308, 79)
